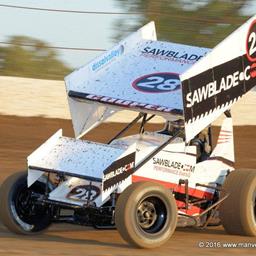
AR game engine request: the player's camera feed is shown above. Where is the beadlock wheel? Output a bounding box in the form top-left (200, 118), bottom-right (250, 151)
top-left (115, 181), bottom-right (177, 248)
top-left (0, 171), bottom-right (52, 234)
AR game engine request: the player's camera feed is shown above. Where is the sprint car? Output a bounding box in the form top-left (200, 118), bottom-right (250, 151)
top-left (0, 16), bottom-right (256, 249)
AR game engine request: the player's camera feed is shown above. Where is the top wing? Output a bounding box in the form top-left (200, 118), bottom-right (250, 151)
top-left (181, 15), bottom-right (256, 142)
top-left (65, 22), bottom-right (209, 138)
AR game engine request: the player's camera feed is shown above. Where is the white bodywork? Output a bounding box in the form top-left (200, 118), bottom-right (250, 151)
top-left (27, 16), bottom-right (256, 216)
top-left (28, 130), bottom-right (134, 185)
top-left (28, 116), bottom-right (234, 215)
top-left (65, 22), bottom-right (209, 138)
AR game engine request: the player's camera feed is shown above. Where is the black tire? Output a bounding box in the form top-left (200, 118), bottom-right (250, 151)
top-left (115, 181), bottom-right (177, 248)
top-left (219, 169), bottom-right (256, 236)
top-left (0, 171), bottom-right (52, 235)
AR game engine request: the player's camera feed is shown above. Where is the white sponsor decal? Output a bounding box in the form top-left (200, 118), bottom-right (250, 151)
top-left (186, 66), bottom-right (251, 108)
top-left (103, 162), bottom-right (135, 182)
top-left (91, 45), bottom-right (124, 71)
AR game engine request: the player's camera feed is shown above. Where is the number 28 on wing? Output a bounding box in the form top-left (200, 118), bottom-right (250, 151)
top-left (132, 72), bottom-right (181, 93)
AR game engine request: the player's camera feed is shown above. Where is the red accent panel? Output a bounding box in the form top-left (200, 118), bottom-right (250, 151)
top-left (176, 200), bottom-right (204, 215)
top-left (132, 175), bottom-right (214, 200)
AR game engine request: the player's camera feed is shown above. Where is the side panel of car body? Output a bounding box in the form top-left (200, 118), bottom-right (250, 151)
top-left (28, 116), bottom-right (234, 216)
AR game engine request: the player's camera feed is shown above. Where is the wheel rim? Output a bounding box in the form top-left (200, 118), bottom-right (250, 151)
top-left (10, 182), bottom-right (49, 231)
top-left (15, 188), bottom-right (36, 223)
top-left (137, 201), bottom-right (157, 229)
top-left (136, 196), bottom-right (168, 234)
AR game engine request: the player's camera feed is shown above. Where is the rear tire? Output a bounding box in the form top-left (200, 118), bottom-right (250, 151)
top-left (115, 181), bottom-right (177, 248)
top-left (220, 169), bottom-right (256, 236)
top-left (0, 171), bottom-right (52, 235)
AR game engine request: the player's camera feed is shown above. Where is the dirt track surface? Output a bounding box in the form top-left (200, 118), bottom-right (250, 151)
top-left (0, 115), bottom-right (256, 255)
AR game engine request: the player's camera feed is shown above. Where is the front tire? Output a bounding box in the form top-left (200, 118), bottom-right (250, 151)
top-left (115, 181), bottom-right (177, 248)
top-left (220, 169), bottom-right (256, 236)
top-left (0, 171), bottom-right (52, 235)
